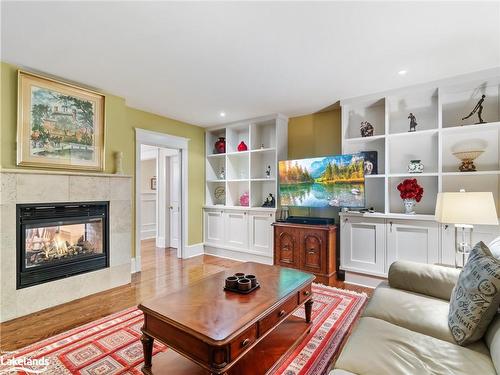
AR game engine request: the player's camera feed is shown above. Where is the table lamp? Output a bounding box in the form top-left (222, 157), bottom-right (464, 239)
top-left (435, 190), bottom-right (498, 267)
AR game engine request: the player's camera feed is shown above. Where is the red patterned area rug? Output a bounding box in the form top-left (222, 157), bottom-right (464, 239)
top-left (3, 284), bottom-right (366, 375)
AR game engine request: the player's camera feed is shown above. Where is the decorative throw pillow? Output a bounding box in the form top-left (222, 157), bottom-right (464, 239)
top-left (448, 241), bottom-right (500, 346)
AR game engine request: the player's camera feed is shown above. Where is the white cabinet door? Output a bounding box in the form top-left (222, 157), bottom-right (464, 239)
top-left (441, 223), bottom-right (500, 267)
top-left (224, 210), bottom-right (248, 249)
top-left (204, 209), bottom-right (224, 246)
top-left (386, 220), bottom-right (439, 270)
top-left (341, 216), bottom-right (385, 274)
top-left (248, 211), bottom-right (275, 256)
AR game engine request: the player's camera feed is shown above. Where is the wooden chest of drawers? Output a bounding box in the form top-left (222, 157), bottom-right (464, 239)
top-left (273, 222), bottom-right (338, 285)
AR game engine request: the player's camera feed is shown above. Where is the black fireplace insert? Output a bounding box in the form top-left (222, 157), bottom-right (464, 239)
top-left (16, 202), bottom-right (110, 289)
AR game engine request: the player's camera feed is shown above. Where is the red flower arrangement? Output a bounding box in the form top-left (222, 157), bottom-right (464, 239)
top-left (397, 178), bottom-right (424, 202)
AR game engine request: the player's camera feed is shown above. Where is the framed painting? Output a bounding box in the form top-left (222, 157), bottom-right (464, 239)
top-left (17, 70), bottom-right (105, 171)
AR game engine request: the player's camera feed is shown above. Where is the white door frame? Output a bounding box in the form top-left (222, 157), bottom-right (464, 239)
top-left (135, 128), bottom-right (189, 272)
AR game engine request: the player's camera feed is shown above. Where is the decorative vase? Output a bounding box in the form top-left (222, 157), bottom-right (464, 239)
top-left (239, 191), bottom-right (249, 206)
top-left (407, 160), bottom-right (424, 174)
top-left (403, 198), bottom-right (416, 214)
top-left (452, 150), bottom-right (484, 172)
top-left (114, 151), bottom-right (123, 174)
top-left (214, 137), bottom-right (226, 154)
top-left (237, 141), bottom-right (248, 152)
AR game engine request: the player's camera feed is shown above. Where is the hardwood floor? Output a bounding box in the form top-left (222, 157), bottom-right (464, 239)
top-left (0, 239), bottom-right (372, 351)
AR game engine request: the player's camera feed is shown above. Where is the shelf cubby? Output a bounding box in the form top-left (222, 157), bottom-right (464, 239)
top-left (388, 131), bottom-right (438, 174)
top-left (344, 98), bottom-right (385, 139)
top-left (343, 136), bottom-right (385, 174)
top-left (227, 153), bottom-right (249, 180)
top-left (250, 121), bottom-right (276, 150)
top-left (365, 177), bottom-right (385, 213)
top-left (206, 128), bottom-right (226, 156)
top-left (441, 79), bottom-right (500, 128)
top-left (206, 181), bottom-right (226, 206)
top-left (226, 124), bottom-right (250, 153)
top-left (251, 150), bottom-right (276, 179)
top-left (206, 155), bottom-right (226, 181)
top-left (387, 89), bottom-right (438, 134)
top-left (251, 180), bottom-right (276, 208)
top-left (441, 126), bottom-right (499, 173)
top-left (227, 180), bottom-right (250, 207)
top-left (442, 174), bottom-right (500, 213)
top-left (389, 176), bottom-right (438, 215)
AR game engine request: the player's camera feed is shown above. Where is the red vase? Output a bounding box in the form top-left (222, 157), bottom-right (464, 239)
top-left (214, 137), bottom-right (226, 154)
top-left (237, 141), bottom-right (248, 151)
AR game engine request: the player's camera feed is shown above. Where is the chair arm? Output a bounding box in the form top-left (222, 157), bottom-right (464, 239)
top-left (388, 261), bottom-right (461, 301)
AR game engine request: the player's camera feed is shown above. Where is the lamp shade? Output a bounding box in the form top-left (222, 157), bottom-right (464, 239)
top-left (435, 192), bottom-right (499, 225)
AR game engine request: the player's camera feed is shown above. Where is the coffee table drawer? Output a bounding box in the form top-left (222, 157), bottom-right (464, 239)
top-left (298, 284), bottom-right (312, 304)
top-left (230, 323), bottom-right (258, 361)
top-left (258, 295), bottom-right (297, 336)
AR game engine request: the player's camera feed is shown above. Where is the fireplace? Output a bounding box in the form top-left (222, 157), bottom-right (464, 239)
top-left (17, 202), bottom-right (110, 289)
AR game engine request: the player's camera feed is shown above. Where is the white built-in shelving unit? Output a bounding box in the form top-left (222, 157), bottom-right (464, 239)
top-left (341, 71), bottom-right (500, 218)
top-left (203, 114), bottom-right (288, 265)
top-left (205, 114), bottom-right (288, 209)
top-left (340, 69), bottom-right (500, 287)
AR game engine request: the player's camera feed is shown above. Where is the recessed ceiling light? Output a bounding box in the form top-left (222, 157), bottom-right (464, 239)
top-left (398, 70), bottom-right (408, 76)
top-left (219, 112), bottom-right (226, 117)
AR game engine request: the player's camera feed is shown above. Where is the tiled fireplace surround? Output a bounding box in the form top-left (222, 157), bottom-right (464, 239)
top-left (0, 171), bottom-right (132, 322)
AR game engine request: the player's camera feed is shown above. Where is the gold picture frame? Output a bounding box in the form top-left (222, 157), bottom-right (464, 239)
top-left (17, 70), bottom-right (105, 171)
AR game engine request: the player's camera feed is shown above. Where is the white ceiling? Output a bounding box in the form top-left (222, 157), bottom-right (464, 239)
top-left (2, 1), bottom-right (499, 127)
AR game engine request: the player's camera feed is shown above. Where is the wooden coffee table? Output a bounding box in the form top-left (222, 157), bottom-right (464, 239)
top-left (138, 262), bottom-right (314, 374)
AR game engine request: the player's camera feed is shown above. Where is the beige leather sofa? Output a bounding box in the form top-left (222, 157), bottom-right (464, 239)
top-left (331, 261), bottom-right (500, 375)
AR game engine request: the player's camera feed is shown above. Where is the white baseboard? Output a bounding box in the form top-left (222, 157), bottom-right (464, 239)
top-left (183, 243), bottom-right (204, 259)
top-left (130, 256), bottom-right (142, 273)
top-left (141, 229), bottom-right (156, 240)
top-left (156, 236), bottom-right (166, 248)
top-left (204, 245), bottom-right (273, 265)
top-left (344, 271), bottom-right (384, 288)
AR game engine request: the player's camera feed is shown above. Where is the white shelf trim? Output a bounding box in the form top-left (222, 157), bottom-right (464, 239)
top-left (344, 134), bottom-right (385, 143)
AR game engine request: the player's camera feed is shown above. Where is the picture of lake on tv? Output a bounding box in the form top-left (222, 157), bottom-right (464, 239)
top-left (279, 154), bottom-right (365, 208)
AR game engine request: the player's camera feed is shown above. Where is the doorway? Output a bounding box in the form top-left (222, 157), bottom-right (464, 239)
top-left (135, 129), bottom-right (189, 273)
top-left (139, 145), bottom-right (180, 259)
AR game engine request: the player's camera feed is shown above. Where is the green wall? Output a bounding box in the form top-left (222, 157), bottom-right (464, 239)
top-left (288, 109), bottom-right (341, 159)
top-left (287, 110), bottom-right (342, 218)
top-left (0, 62), bottom-right (205, 253)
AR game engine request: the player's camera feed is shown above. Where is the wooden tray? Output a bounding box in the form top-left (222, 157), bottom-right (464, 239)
top-left (224, 282), bottom-right (260, 294)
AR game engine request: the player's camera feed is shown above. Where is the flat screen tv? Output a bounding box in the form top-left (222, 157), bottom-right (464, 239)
top-left (278, 154), bottom-right (365, 208)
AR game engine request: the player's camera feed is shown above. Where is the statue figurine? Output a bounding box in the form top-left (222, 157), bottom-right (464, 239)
top-left (265, 165), bottom-right (271, 178)
top-left (262, 193), bottom-right (276, 208)
top-left (219, 166), bottom-right (225, 180)
top-left (360, 121), bottom-right (374, 137)
top-left (462, 94), bottom-right (486, 124)
top-left (408, 113), bottom-right (417, 132)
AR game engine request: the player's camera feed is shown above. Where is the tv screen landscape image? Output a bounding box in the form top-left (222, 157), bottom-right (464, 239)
top-left (278, 154), bottom-right (365, 208)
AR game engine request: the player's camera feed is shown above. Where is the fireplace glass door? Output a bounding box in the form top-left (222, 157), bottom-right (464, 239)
top-left (24, 218), bottom-right (104, 269)
top-left (17, 202), bottom-right (109, 289)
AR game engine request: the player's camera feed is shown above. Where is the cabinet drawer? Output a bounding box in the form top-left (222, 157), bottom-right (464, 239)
top-left (258, 295), bottom-right (298, 336)
top-left (229, 323), bottom-right (258, 361)
top-left (298, 284), bottom-right (312, 304)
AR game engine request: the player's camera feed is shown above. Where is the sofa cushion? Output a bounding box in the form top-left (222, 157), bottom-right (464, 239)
top-left (335, 317), bottom-right (496, 375)
top-left (449, 241), bottom-right (500, 345)
top-left (388, 260), bottom-right (460, 301)
top-left (485, 314), bottom-right (500, 374)
top-left (363, 282), bottom-right (456, 343)
top-left (489, 236), bottom-right (500, 258)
